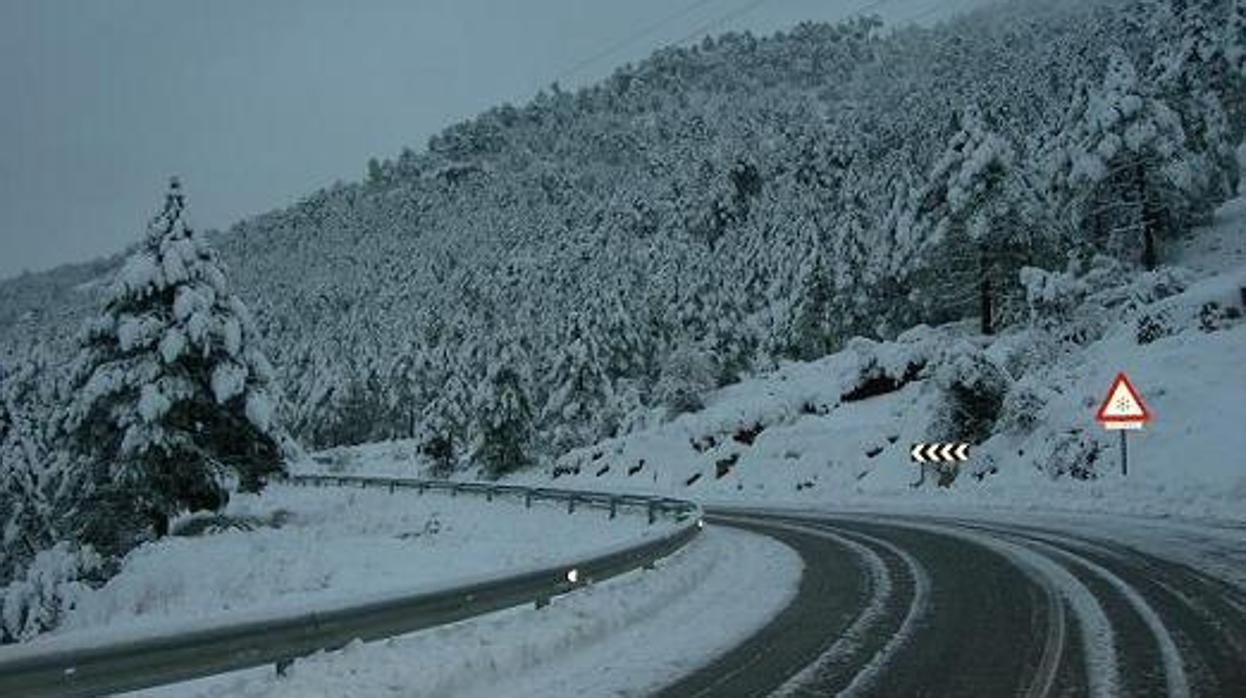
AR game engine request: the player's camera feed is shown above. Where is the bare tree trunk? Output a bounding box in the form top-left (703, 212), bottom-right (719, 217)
top-left (1137, 162), bottom-right (1159, 270)
top-left (979, 246), bottom-right (994, 336)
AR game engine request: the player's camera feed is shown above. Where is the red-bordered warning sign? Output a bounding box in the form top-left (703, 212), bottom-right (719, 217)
top-left (1095, 371), bottom-right (1151, 428)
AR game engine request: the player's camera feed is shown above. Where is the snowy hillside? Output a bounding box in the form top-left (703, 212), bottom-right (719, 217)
top-left (324, 195), bottom-right (1246, 523)
top-left (3, 0), bottom-right (1196, 464)
top-left (517, 216), bottom-right (1246, 520)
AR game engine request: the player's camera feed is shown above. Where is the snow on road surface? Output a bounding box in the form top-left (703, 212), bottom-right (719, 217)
top-left (124, 526), bottom-right (801, 698)
top-left (2, 484), bottom-right (677, 655)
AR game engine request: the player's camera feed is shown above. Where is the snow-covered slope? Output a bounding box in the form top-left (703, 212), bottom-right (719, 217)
top-left (293, 194), bottom-right (1244, 526)
top-left (506, 286), bottom-right (1244, 522)
top-left (455, 197), bottom-right (1243, 522)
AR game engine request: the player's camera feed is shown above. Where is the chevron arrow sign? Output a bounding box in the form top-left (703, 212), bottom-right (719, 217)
top-left (910, 442), bottom-right (971, 463)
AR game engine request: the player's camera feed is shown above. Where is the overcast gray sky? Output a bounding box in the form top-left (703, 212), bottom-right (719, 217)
top-left (0, 0), bottom-right (991, 280)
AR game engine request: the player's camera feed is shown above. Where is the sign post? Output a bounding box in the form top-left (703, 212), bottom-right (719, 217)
top-left (1119, 429), bottom-right (1127, 476)
top-left (1094, 372), bottom-right (1151, 476)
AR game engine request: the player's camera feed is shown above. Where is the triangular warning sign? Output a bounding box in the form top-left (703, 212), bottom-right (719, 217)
top-left (1095, 372), bottom-right (1151, 424)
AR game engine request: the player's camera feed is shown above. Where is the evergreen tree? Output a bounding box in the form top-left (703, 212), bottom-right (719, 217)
top-left (474, 365), bottom-right (533, 479)
top-left (786, 248), bottom-right (836, 360)
top-left (64, 179), bottom-right (294, 551)
top-left (1058, 48), bottom-right (1195, 269)
top-left (913, 105), bottom-right (1025, 333)
top-left (0, 367), bottom-right (55, 585)
top-left (540, 316), bottom-right (616, 454)
top-left (1151, 0), bottom-right (1241, 202)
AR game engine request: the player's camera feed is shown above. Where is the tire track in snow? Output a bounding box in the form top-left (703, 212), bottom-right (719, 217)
top-left (952, 521), bottom-right (1189, 698)
top-left (758, 520), bottom-right (930, 697)
top-left (948, 517), bottom-right (1246, 696)
top-left (883, 518), bottom-right (1122, 698)
top-left (656, 514), bottom-right (890, 698)
top-left (825, 528), bottom-right (930, 698)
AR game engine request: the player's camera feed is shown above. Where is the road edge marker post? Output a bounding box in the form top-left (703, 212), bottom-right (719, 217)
top-left (1094, 371), bottom-right (1151, 476)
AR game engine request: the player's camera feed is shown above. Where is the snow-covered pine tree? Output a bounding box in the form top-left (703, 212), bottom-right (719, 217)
top-left (1150, 0), bottom-right (1241, 203)
top-left (785, 246), bottom-right (836, 361)
top-left (1228, 0), bottom-right (1246, 79)
top-left (473, 364), bottom-right (534, 479)
top-left (64, 178), bottom-right (294, 550)
top-left (912, 104), bottom-right (1022, 334)
top-left (1058, 48), bottom-right (1194, 269)
top-left (540, 315), bottom-right (616, 455)
top-left (0, 364), bottom-right (55, 586)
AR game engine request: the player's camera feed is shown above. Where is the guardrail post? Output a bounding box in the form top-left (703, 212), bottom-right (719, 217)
top-left (609, 497), bottom-right (618, 520)
top-left (525, 491), bottom-right (532, 508)
top-left (451, 484), bottom-right (458, 498)
top-left (388, 481), bottom-right (395, 494)
top-left (486, 487), bottom-right (494, 502)
top-left (567, 495), bottom-right (576, 514)
top-left (647, 500), bottom-right (656, 525)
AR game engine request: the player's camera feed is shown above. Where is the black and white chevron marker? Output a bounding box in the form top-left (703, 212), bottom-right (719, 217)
top-left (910, 442), bottom-right (970, 463)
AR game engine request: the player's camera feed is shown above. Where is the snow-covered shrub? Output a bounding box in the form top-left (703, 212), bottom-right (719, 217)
top-left (838, 330), bottom-right (933, 402)
top-left (1, 543), bottom-right (102, 643)
top-left (1135, 311), bottom-right (1174, 344)
top-left (997, 377), bottom-right (1055, 435)
top-left (1097, 266), bottom-right (1195, 312)
top-left (1198, 301), bottom-right (1242, 332)
top-left (929, 341), bottom-right (1010, 445)
top-left (1041, 429), bottom-right (1106, 480)
top-left (1019, 266), bottom-right (1088, 330)
top-left (655, 346), bottom-right (719, 417)
top-left (988, 328), bottom-right (1061, 386)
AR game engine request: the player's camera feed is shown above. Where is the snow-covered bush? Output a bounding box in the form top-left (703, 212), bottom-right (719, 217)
top-left (929, 340), bottom-right (1010, 445)
top-left (1198, 301), bottom-right (1243, 332)
top-left (654, 346), bottom-right (719, 417)
top-left (1135, 311), bottom-right (1174, 344)
top-left (1039, 429), bottom-right (1107, 480)
top-left (838, 330), bottom-right (934, 402)
top-left (1019, 265), bottom-right (1088, 330)
top-left (988, 328), bottom-right (1061, 385)
top-left (1096, 266), bottom-right (1195, 312)
top-left (997, 377), bottom-right (1055, 435)
top-left (1, 543), bottom-right (102, 644)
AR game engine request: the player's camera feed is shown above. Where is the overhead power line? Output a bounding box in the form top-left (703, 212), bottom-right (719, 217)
top-left (553, 0), bottom-right (724, 86)
top-left (546, 0), bottom-right (958, 96)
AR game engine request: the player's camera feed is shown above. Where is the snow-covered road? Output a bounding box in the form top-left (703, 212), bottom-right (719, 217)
top-left (662, 508), bottom-right (1246, 697)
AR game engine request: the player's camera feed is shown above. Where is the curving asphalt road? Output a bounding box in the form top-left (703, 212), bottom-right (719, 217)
top-left (659, 509), bottom-right (1246, 698)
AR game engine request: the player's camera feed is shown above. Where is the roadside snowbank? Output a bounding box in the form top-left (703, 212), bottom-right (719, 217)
top-left (3, 484), bottom-right (676, 652)
top-left (126, 526), bottom-right (801, 698)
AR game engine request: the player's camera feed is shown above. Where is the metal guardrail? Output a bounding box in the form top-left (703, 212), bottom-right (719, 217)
top-left (284, 473), bottom-right (699, 524)
top-left (0, 475), bottom-right (702, 698)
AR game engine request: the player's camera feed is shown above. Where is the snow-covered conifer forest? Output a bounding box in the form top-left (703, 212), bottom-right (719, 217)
top-left (2, 0), bottom-right (1245, 641)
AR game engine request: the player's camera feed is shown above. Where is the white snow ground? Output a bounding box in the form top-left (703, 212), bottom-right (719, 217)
top-left (123, 526), bottom-right (801, 698)
top-left (0, 484), bottom-right (678, 656)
